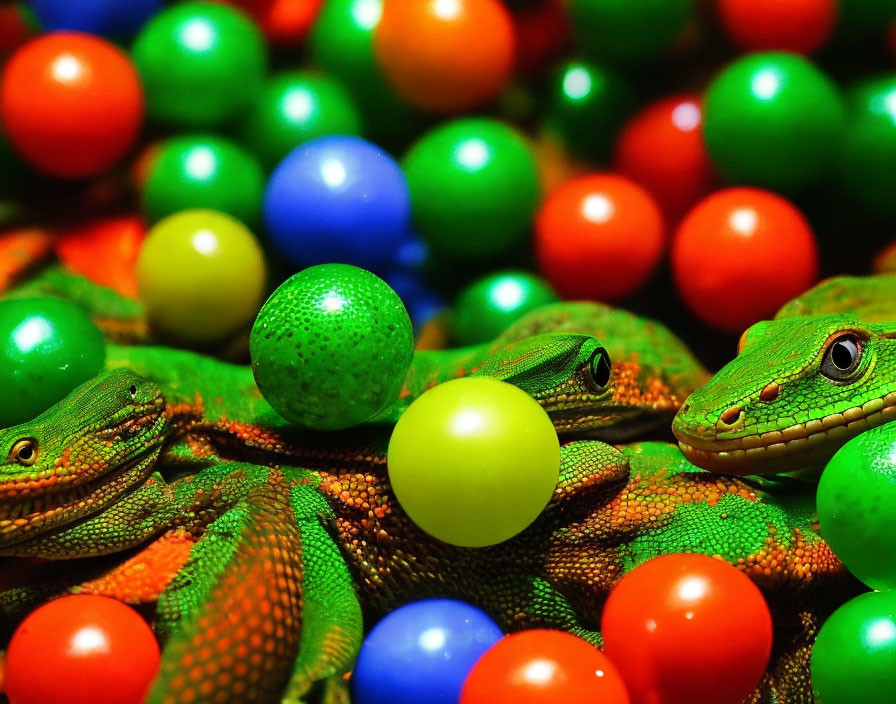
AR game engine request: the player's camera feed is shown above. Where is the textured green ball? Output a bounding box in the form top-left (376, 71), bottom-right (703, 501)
top-left (817, 422), bottom-right (896, 590)
top-left (250, 264), bottom-right (414, 430)
top-left (703, 52), bottom-right (845, 191)
top-left (452, 271), bottom-right (559, 346)
top-left (0, 298), bottom-right (105, 427)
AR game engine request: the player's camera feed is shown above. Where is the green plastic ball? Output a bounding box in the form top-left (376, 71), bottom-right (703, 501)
top-left (388, 377), bottom-right (560, 547)
top-left (545, 60), bottom-right (635, 161)
top-left (239, 72), bottom-right (362, 170)
top-left (0, 298), bottom-right (105, 427)
top-left (703, 52), bottom-right (845, 191)
top-left (142, 135), bottom-right (265, 226)
top-left (841, 75), bottom-right (896, 216)
top-left (811, 590), bottom-right (896, 704)
top-left (132, 1), bottom-right (267, 128)
top-left (250, 264), bottom-right (414, 430)
top-left (452, 271), bottom-right (559, 346)
top-left (403, 118), bottom-right (540, 260)
top-left (568, 0), bottom-right (694, 64)
top-left (817, 422), bottom-right (896, 590)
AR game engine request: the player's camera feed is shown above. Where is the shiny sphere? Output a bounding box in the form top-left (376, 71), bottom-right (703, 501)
top-left (250, 264), bottom-right (414, 430)
top-left (403, 118), bottom-right (539, 259)
top-left (30, 0), bottom-right (161, 37)
top-left (0, 297), bottom-right (105, 427)
top-left (388, 377), bottom-right (560, 547)
top-left (703, 52), bottom-right (845, 190)
top-left (1, 32), bottom-right (142, 178)
top-left (131, 1), bottom-right (266, 128)
top-left (716, 0), bottom-right (837, 53)
top-left (137, 209), bottom-right (267, 343)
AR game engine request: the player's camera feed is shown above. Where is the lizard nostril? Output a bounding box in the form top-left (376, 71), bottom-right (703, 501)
top-left (682, 403), bottom-right (690, 413)
top-left (719, 406), bottom-right (743, 426)
top-left (759, 382), bottom-right (780, 403)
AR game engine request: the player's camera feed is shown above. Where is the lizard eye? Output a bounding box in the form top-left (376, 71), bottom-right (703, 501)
top-left (820, 334), bottom-right (863, 382)
top-left (8, 439), bottom-right (38, 466)
top-left (128, 384), bottom-right (138, 398)
top-left (588, 347), bottom-right (611, 388)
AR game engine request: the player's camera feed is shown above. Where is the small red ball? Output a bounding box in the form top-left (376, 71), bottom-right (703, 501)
top-left (602, 553), bottom-right (772, 704)
top-left (716, 0), bottom-right (837, 54)
top-left (535, 173), bottom-right (665, 301)
top-left (5, 595), bottom-right (160, 704)
top-left (1, 32), bottom-right (143, 178)
top-left (671, 187), bottom-right (818, 332)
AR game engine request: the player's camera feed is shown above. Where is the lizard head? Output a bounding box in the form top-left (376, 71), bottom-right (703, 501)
top-left (673, 314), bottom-right (896, 474)
top-left (0, 368), bottom-right (167, 549)
top-left (473, 333), bottom-right (615, 435)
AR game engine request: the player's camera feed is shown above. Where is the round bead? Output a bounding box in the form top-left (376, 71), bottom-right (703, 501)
top-left (30, 0), bottom-right (161, 37)
top-left (716, 0), bottom-right (837, 53)
top-left (250, 264), bottom-right (414, 430)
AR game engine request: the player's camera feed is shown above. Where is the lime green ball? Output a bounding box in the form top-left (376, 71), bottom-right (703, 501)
top-left (817, 422), bottom-right (896, 590)
top-left (0, 298), bottom-right (105, 427)
top-left (239, 72), bottom-right (362, 170)
top-left (142, 135), bottom-right (265, 226)
top-left (137, 209), bottom-right (267, 344)
top-left (403, 118), bottom-right (540, 259)
top-left (388, 377), bottom-right (560, 547)
top-left (250, 264), bottom-right (414, 430)
top-left (453, 271), bottom-right (559, 346)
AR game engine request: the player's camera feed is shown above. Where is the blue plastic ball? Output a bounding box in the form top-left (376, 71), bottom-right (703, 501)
top-left (351, 598), bottom-right (502, 704)
top-left (263, 135), bottom-right (411, 272)
top-left (385, 270), bottom-right (445, 329)
top-left (31, 0), bottom-right (161, 37)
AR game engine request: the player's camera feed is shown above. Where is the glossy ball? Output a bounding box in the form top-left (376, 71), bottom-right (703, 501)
top-left (1, 32), bottom-right (142, 178)
top-left (264, 135), bottom-right (410, 271)
top-left (452, 271), bottom-right (559, 346)
top-left (614, 93), bottom-right (715, 223)
top-left (388, 377), bottom-right (560, 547)
top-left (602, 553), bottom-right (772, 704)
top-left (811, 590), bottom-right (896, 704)
top-left (817, 423), bottom-right (896, 590)
top-left (257, 0), bottom-right (323, 45)
top-left (535, 173), bottom-right (665, 301)
top-left (671, 188), bottom-right (818, 332)
top-left (717, 0), bottom-right (836, 53)
top-left (403, 118), bottom-right (539, 259)
top-left (137, 209), bottom-right (267, 343)
top-left (132, 2), bottom-right (266, 128)
top-left (352, 599), bottom-right (503, 704)
top-left (841, 75), bottom-right (896, 216)
top-left (6, 595), bottom-right (159, 704)
top-left (239, 71), bottom-right (361, 169)
top-left (703, 52), bottom-right (845, 190)
top-left (568, 0), bottom-right (694, 63)
top-left (30, 0), bottom-right (161, 38)
top-left (250, 264), bottom-right (413, 430)
top-left (0, 297), bottom-right (105, 427)
top-left (461, 629), bottom-right (630, 704)
top-left (142, 135), bottom-right (265, 226)
top-left (373, 0), bottom-right (515, 113)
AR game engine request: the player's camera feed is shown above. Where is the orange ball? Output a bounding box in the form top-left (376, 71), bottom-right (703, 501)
top-left (1, 32), bottom-right (143, 178)
top-left (535, 173), bottom-right (665, 301)
top-left (671, 188), bottom-right (818, 333)
top-left (374, 0), bottom-right (515, 114)
top-left (716, 0), bottom-right (837, 54)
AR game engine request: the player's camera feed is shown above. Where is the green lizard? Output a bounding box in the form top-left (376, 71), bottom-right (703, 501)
top-left (673, 274), bottom-right (896, 475)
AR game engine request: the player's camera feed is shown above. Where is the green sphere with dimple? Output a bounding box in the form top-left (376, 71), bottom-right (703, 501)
top-left (239, 72), bottom-right (362, 170)
top-left (142, 135), bottom-right (266, 226)
top-left (403, 118), bottom-right (539, 260)
top-left (817, 422), bottom-right (896, 590)
top-left (250, 264), bottom-right (414, 430)
top-left (132, 1), bottom-right (267, 128)
top-left (452, 271), bottom-right (559, 346)
top-left (0, 298), bottom-right (105, 427)
top-left (703, 52), bottom-right (845, 191)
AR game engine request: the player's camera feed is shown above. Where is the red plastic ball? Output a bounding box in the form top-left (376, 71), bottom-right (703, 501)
top-left (514, 0), bottom-right (570, 77)
top-left (374, 0), bottom-right (515, 113)
top-left (460, 629), bottom-right (630, 704)
top-left (1, 32), bottom-right (143, 178)
top-left (260, 0), bottom-right (323, 45)
top-left (602, 553), bottom-right (772, 704)
top-left (5, 595), bottom-right (160, 704)
top-left (716, 0), bottom-right (837, 54)
top-left (671, 187), bottom-right (818, 332)
top-left (614, 93), bottom-right (715, 224)
top-left (535, 173), bottom-right (665, 301)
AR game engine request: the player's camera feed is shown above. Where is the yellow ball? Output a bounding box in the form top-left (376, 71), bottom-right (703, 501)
top-left (137, 209), bottom-right (267, 343)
